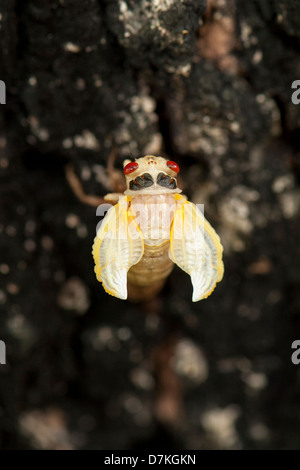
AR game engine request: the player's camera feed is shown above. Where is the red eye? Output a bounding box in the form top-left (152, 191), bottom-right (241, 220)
top-left (124, 162), bottom-right (139, 175)
top-left (167, 160), bottom-right (180, 173)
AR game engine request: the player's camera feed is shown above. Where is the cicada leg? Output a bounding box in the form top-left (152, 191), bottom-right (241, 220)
top-left (65, 147), bottom-right (126, 207)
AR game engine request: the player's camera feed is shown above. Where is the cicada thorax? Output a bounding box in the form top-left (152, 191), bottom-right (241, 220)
top-left (127, 193), bottom-right (176, 302)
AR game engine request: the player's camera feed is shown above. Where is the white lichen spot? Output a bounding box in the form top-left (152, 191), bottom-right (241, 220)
top-left (143, 133), bottom-right (162, 155)
top-left (272, 174), bottom-right (294, 194)
top-left (87, 326), bottom-right (121, 351)
top-left (243, 372), bottom-right (268, 391)
top-left (123, 395), bottom-right (143, 415)
top-left (65, 213), bottom-right (80, 229)
top-left (62, 138), bottom-right (73, 149)
top-left (6, 225), bottom-right (17, 237)
top-left (0, 158), bottom-right (8, 169)
top-left (119, 1), bottom-right (128, 14)
top-left (28, 116), bottom-right (49, 142)
top-left (92, 165), bottom-right (112, 189)
top-left (6, 283), bottom-right (19, 295)
top-left (249, 422), bottom-right (270, 441)
top-left (24, 239), bottom-right (36, 252)
top-left (145, 314), bottom-right (160, 332)
top-left (85, 45), bottom-right (98, 53)
top-left (95, 327), bottom-right (113, 345)
top-left (74, 130), bottom-right (100, 150)
top-left (0, 290), bottom-right (7, 304)
top-left (178, 63), bottom-right (191, 77)
top-left (57, 277), bottom-right (90, 315)
top-left (241, 22), bottom-right (253, 48)
top-left (219, 186), bottom-right (255, 252)
top-left (41, 236), bottom-right (54, 251)
top-left (93, 74), bottom-right (103, 88)
top-left (28, 76), bottom-right (37, 86)
top-left (279, 190), bottom-right (300, 218)
top-left (256, 93), bottom-right (266, 104)
top-left (81, 166), bottom-right (91, 181)
top-left (76, 224), bottom-right (88, 239)
top-left (252, 50), bottom-right (263, 64)
top-left (164, 63), bottom-right (192, 77)
top-left (122, 394), bottom-right (151, 426)
top-left (19, 408), bottom-right (75, 450)
top-left (172, 338), bottom-right (208, 384)
top-left (117, 327), bottom-right (132, 341)
top-left (277, 14), bottom-right (283, 24)
top-left (201, 405), bottom-right (241, 448)
top-left (115, 126), bottom-right (131, 144)
top-left (0, 264), bottom-right (10, 274)
top-left (7, 313), bottom-right (37, 350)
top-left (25, 220), bottom-right (36, 235)
top-left (130, 95), bottom-right (156, 114)
top-left (75, 78), bottom-right (86, 91)
top-left (244, 306), bottom-right (263, 323)
top-left (64, 42), bottom-right (81, 53)
top-left (230, 121), bottom-right (240, 133)
top-left (0, 136), bottom-right (7, 148)
top-left (38, 129), bottom-right (49, 141)
top-left (130, 367), bottom-right (154, 391)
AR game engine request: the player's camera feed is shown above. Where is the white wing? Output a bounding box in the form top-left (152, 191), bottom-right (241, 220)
top-left (92, 196), bottom-right (144, 299)
top-left (169, 195), bottom-right (224, 302)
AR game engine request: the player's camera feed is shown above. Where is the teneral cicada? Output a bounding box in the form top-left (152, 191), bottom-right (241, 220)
top-left (92, 155), bottom-right (224, 302)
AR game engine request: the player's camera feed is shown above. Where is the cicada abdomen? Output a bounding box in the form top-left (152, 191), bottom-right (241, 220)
top-left (92, 156), bottom-right (224, 302)
top-left (126, 193), bottom-right (176, 301)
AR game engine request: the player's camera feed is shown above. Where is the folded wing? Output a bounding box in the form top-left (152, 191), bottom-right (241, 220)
top-left (169, 195), bottom-right (224, 302)
top-left (92, 196), bottom-right (144, 299)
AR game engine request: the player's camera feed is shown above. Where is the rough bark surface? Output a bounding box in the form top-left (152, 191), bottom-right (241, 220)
top-left (0, 0), bottom-right (300, 449)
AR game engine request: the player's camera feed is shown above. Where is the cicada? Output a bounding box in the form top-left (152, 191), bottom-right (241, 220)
top-left (92, 155), bottom-right (224, 302)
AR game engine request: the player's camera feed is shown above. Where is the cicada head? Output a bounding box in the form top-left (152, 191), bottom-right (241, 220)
top-left (123, 155), bottom-right (182, 195)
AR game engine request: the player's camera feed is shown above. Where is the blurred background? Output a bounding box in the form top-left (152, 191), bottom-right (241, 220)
top-left (0, 0), bottom-right (300, 450)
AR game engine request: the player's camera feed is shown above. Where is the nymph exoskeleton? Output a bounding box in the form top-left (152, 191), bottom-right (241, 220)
top-left (92, 155), bottom-right (224, 302)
